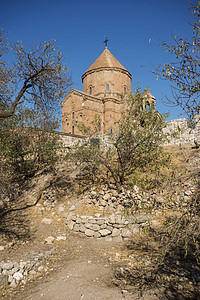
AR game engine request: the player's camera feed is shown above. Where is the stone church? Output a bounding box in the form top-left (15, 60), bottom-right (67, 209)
top-left (61, 44), bottom-right (155, 136)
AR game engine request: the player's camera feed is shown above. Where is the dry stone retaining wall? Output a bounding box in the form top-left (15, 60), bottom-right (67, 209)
top-left (64, 213), bottom-right (150, 241)
top-left (63, 182), bottom-right (195, 241)
top-left (59, 117), bottom-right (200, 148)
top-left (0, 249), bottom-right (54, 290)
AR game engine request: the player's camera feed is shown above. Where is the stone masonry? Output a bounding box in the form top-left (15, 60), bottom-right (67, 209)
top-left (61, 46), bottom-right (155, 136)
top-left (64, 213), bottom-right (142, 242)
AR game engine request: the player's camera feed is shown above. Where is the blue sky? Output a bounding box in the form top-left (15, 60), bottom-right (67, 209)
top-left (1, 0), bottom-right (196, 124)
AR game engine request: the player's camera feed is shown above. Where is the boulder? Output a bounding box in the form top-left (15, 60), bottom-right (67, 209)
top-left (44, 236), bottom-right (55, 244)
top-left (111, 228), bottom-right (120, 237)
top-left (68, 221), bottom-right (75, 230)
top-left (135, 215), bottom-right (150, 224)
top-left (13, 271), bottom-right (23, 281)
top-left (99, 229), bottom-right (111, 237)
top-left (56, 236), bottom-right (67, 241)
top-left (94, 232), bottom-right (101, 238)
top-left (41, 218), bottom-right (52, 225)
top-left (85, 223), bottom-right (93, 229)
top-left (57, 205), bottom-right (64, 214)
top-left (92, 224), bottom-right (100, 231)
top-left (79, 224), bottom-right (86, 233)
top-left (85, 229), bottom-right (94, 237)
top-left (111, 190), bottom-right (119, 197)
top-left (100, 200), bottom-right (107, 206)
top-left (10, 278), bottom-right (17, 288)
top-left (121, 228), bottom-right (132, 238)
top-left (69, 205), bottom-right (76, 211)
top-left (103, 194), bottom-right (110, 201)
top-left (1, 262), bottom-right (13, 270)
top-left (73, 224), bottom-right (80, 232)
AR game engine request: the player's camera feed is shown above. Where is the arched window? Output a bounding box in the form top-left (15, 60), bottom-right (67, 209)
top-left (72, 126), bottom-right (74, 135)
top-left (124, 86), bottom-right (127, 95)
top-left (89, 86), bottom-right (92, 95)
top-left (110, 128), bottom-right (113, 134)
top-left (145, 102), bottom-right (150, 111)
top-left (72, 112), bottom-right (75, 119)
top-left (106, 84), bottom-right (109, 92)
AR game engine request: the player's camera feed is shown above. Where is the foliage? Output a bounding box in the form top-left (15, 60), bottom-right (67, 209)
top-left (72, 89), bottom-right (170, 189)
top-left (151, 1), bottom-right (200, 262)
top-left (0, 28), bottom-right (72, 118)
top-left (166, 191), bottom-right (200, 261)
top-left (0, 29), bottom-right (70, 204)
top-left (0, 107), bottom-right (62, 178)
top-left (152, 1), bottom-right (200, 122)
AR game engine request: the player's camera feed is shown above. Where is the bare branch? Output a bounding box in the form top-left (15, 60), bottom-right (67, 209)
top-left (0, 33), bottom-right (73, 118)
top-left (150, 2), bottom-right (200, 121)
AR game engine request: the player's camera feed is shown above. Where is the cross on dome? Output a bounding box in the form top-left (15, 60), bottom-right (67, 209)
top-left (104, 35), bottom-right (109, 48)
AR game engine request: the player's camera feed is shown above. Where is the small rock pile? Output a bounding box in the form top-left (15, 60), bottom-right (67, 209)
top-left (64, 213), bottom-right (151, 241)
top-left (80, 184), bottom-right (195, 210)
top-left (81, 186), bottom-right (159, 210)
top-left (0, 249), bottom-right (54, 290)
top-left (41, 189), bottom-right (58, 210)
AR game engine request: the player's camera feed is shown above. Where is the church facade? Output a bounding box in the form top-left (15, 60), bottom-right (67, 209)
top-left (61, 45), bottom-right (155, 136)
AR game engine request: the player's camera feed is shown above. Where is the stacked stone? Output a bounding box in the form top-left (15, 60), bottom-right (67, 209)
top-left (36, 189), bottom-right (58, 213)
top-left (81, 186), bottom-right (158, 211)
top-left (164, 118), bottom-right (200, 145)
top-left (64, 213), bottom-right (150, 241)
top-left (0, 251), bottom-right (53, 290)
top-left (84, 186), bottom-right (137, 209)
top-left (60, 117), bottom-right (200, 147)
top-left (81, 184), bottom-right (196, 211)
top-left (42, 189), bottom-right (57, 203)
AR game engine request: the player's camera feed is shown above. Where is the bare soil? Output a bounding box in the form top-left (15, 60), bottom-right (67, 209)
top-left (0, 208), bottom-right (158, 300)
top-left (0, 144), bottom-right (199, 300)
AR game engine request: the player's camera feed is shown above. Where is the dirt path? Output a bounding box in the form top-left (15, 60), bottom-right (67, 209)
top-left (0, 200), bottom-right (161, 300)
top-left (23, 259), bottom-right (131, 300)
top-left (2, 233), bottom-right (139, 300)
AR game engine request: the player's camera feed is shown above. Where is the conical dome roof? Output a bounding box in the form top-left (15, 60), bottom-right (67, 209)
top-left (82, 47), bottom-right (132, 80)
top-left (87, 47), bottom-right (127, 71)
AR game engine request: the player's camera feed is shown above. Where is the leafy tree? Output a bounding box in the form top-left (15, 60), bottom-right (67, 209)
top-left (0, 107), bottom-right (61, 174)
top-left (147, 0), bottom-right (200, 283)
top-left (151, 0), bottom-right (200, 255)
top-left (0, 29), bottom-right (71, 212)
top-left (152, 1), bottom-right (200, 122)
top-left (0, 28), bottom-right (72, 175)
top-left (0, 28), bottom-right (72, 119)
top-left (72, 89), bottom-right (170, 190)
top-left (0, 106), bottom-right (63, 226)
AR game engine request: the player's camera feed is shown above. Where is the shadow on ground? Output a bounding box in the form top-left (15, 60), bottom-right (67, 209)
top-left (0, 208), bottom-right (31, 241)
top-left (114, 238), bottom-right (200, 300)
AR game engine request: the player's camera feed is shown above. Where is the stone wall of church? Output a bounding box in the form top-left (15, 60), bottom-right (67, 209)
top-left (58, 132), bottom-right (84, 148)
top-left (103, 99), bottom-right (124, 134)
top-left (82, 69), bottom-right (131, 99)
top-left (163, 118), bottom-right (200, 145)
top-left (62, 91), bottom-right (104, 135)
top-left (62, 91), bottom-right (128, 136)
top-left (60, 118), bottom-right (200, 148)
